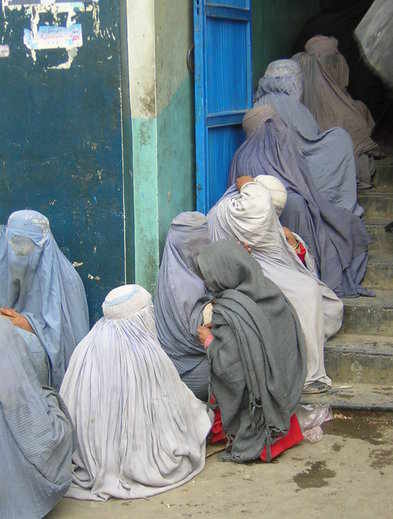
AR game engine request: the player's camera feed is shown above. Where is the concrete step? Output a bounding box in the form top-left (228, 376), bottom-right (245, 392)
top-left (374, 157), bottom-right (393, 189)
top-left (342, 290), bottom-right (393, 336)
top-left (300, 383), bottom-right (393, 411)
top-left (325, 334), bottom-right (393, 385)
top-left (359, 191), bottom-right (393, 220)
top-left (363, 255), bottom-right (393, 289)
top-left (366, 219), bottom-right (393, 255)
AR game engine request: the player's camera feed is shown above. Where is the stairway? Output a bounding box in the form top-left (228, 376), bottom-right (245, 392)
top-left (302, 157), bottom-right (393, 411)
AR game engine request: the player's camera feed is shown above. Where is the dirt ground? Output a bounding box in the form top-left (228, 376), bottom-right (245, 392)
top-left (48, 412), bottom-right (393, 519)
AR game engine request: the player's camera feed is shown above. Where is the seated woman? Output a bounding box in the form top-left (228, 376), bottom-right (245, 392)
top-left (0, 210), bottom-right (89, 389)
top-left (154, 212), bottom-right (212, 401)
top-left (208, 178), bottom-right (344, 394)
top-left (293, 35), bottom-right (380, 189)
top-left (195, 240), bottom-right (306, 462)
top-left (0, 317), bottom-right (75, 519)
top-left (60, 284), bottom-right (212, 501)
top-left (229, 105), bottom-right (372, 298)
top-left (254, 59), bottom-right (361, 211)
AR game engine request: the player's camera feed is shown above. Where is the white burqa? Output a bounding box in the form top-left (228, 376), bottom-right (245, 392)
top-left (208, 179), bottom-right (343, 386)
top-left (60, 284), bottom-right (212, 501)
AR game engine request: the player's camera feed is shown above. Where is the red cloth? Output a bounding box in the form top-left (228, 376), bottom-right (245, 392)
top-left (260, 414), bottom-right (303, 462)
top-left (296, 242), bottom-right (307, 265)
top-left (209, 407), bottom-right (303, 461)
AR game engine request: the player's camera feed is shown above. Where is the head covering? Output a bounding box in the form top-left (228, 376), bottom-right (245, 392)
top-left (154, 212), bottom-right (211, 377)
top-left (228, 108), bottom-right (370, 297)
top-left (255, 59), bottom-right (304, 101)
top-left (293, 37), bottom-right (378, 186)
top-left (255, 175), bottom-right (287, 216)
top-left (0, 210), bottom-right (89, 390)
top-left (253, 58), bottom-right (366, 205)
top-left (0, 317), bottom-right (74, 518)
top-left (242, 104), bottom-right (276, 137)
top-left (207, 181), bottom-right (343, 387)
top-left (197, 240), bottom-right (306, 462)
top-left (60, 284), bottom-right (212, 501)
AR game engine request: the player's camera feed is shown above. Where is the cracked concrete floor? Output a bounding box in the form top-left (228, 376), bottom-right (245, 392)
top-left (48, 411), bottom-right (393, 519)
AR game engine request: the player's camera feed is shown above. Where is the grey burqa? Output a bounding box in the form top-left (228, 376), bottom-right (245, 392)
top-left (197, 241), bottom-right (306, 462)
top-left (0, 317), bottom-right (75, 519)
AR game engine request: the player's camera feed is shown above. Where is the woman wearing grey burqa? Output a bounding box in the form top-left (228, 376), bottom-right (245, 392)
top-left (208, 179), bottom-right (344, 393)
top-left (228, 104), bottom-right (372, 298)
top-left (155, 212), bottom-right (212, 400)
top-left (195, 240), bottom-right (306, 462)
top-left (254, 59), bottom-right (362, 209)
top-left (0, 210), bottom-right (89, 389)
top-left (0, 317), bottom-right (75, 519)
top-left (293, 36), bottom-right (380, 189)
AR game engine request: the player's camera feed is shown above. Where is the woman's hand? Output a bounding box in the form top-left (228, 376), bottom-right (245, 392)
top-left (236, 176), bottom-right (254, 191)
top-left (239, 241), bottom-right (252, 254)
top-left (197, 324), bottom-right (212, 346)
top-left (282, 226), bottom-right (299, 250)
top-left (0, 308), bottom-right (34, 334)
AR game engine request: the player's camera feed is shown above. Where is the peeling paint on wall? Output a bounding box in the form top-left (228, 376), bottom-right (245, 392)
top-left (2, 0), bottom-right (100, 69)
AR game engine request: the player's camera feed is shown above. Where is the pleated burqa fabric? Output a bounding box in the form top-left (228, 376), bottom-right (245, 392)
top-left (208, 181), bottom-right (343, 387)
top-left (0, 317), bottom-right (75, 519)
top-left (60, 285), bottom-right (212, 501)
top-left (154, 212), bottom-right (212, 400)
top-left (0, 210), bottom-right (89, 390)
top-left (197, 241), bottom-right (306, 462)
top-left (293, 37), bottom-right (378, 188)
top-left (254, 59), bottom-right (362, 208)
top-left (229, 106), bottom-right (370, 298)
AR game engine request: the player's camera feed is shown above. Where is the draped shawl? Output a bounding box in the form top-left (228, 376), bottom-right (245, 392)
top-left (229, 108), bottom-right (370, 297)
top-left (0, 317), bottom-right (74, 519)
top-left (0, 210), bottom-right (89, 390)
top-left (208, 181), bottom-right (343, 386)
top-left (60, 284), bottom-right (212, 501)
top-left (197, 241), bottom-right (306, 462)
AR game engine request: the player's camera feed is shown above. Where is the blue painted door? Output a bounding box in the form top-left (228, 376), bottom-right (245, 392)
top-left (194, 0), bottom-right (252, 213)
top-left (0, 2), bottom-right (133, 323)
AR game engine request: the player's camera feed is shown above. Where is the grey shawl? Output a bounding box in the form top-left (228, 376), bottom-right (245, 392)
top-left (0, 317), bottom-right (75, 519)
top-left (228, 110), bottom-right (370, 298)
top-left (154, 212), bottom-right (211, 377)
top-left (197, 241), bottom-right (306, 462)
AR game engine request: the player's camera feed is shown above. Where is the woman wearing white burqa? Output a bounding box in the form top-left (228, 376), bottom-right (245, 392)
top-left (60, 284), bottom-right (212, 501)
top-left (208, 177), bottom-right (343, 393)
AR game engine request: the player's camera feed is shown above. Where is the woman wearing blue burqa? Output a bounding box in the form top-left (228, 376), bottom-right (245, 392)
top-left (0, 317), bottom-right (75, 519)
top-left (154, 212), bottom-right (212, 400)
top-left (254, 59), bottom-right (362, 216)
top-left (228, 104), bottom-right (371, 298)
top-left (0, 210), bottom-right (89, 390)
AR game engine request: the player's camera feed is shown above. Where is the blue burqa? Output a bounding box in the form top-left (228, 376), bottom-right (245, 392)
top-left (0, 316), bottom-right (75, 519)
top-left (228, 110), bottom-right (371, 298)
top-left (154, 212), bottom-right (211, 400)
top-left (0, 210), bottom-right (89, 390)
top-left (254, 59), bottom-right (362, 216)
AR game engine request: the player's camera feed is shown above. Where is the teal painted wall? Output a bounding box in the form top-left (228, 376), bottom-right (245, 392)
top-left (252, 0), bottom-right (321, 87)
top-left (129, 0), bottom-right (194, 292)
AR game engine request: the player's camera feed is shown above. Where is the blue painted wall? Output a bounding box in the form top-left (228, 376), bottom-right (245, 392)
top-left (0, 2), bottom-right (132, 322)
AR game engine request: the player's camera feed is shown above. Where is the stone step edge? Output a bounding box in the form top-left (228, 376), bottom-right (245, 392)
top-left (300, 383), bottom-right (393, 412)
top-left (342, 289), bottom-right (393, 307)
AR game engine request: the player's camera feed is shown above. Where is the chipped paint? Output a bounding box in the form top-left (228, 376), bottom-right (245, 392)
top-left (72, 260), bottom-right (84, 268)
top-left (87, 273), bottom-right (101, 281)
top-left (3, 1), bottom-right (100, 69)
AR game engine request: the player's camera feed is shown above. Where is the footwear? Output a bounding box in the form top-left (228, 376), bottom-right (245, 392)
top-left (302, 381), bottom-right (330, 395)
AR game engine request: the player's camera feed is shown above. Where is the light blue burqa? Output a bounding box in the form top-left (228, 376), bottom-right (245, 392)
top-left (0, 210), bottom-right (89, 390)
top-left (254, 59), bottom-right (363, 217)
top-left (0, 317), bottom-right (75, 519)
top-left (154, 212), bottom-right (211, 400)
